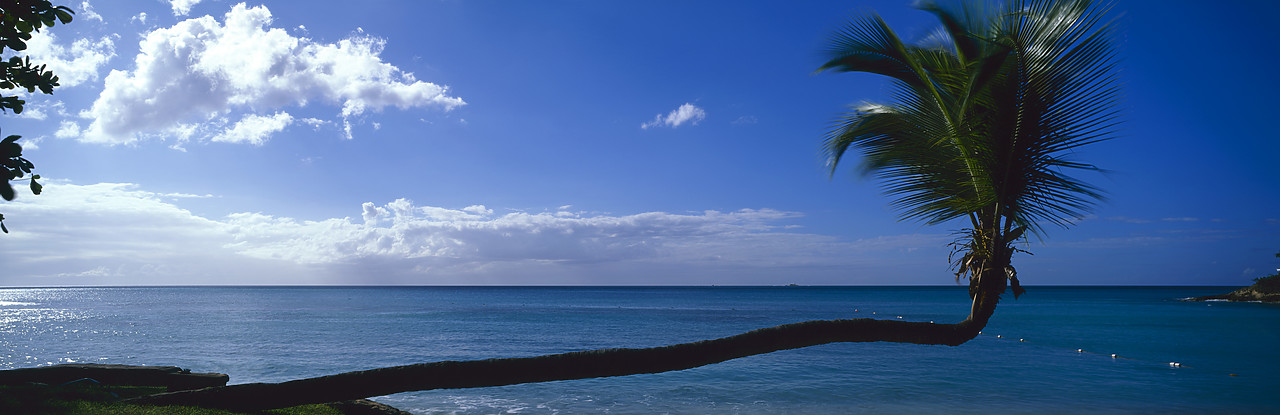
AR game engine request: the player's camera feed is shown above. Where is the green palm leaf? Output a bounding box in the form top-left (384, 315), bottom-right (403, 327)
top-left (820, 0), bottom-right (1119, 298)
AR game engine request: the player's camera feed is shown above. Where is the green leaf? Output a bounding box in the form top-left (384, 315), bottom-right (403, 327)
top-left (29, 177), bottom-right (41, 195)
top-left (55, 9), bottom-right (74, 25)
top-left (1, 142), bottom-right (20, 157)
top-left (0, 182), bottom-right (14, 201)
top-left (1, 221), bottom-right (7, 234)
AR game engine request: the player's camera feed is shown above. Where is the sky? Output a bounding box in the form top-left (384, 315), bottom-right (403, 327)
top-left (1, 0), bottom-right (1276, 286)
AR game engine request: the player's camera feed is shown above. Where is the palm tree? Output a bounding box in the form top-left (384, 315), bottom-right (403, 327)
top-left (819, 0), bottom-right (1119, 329)
top-left (127, 1), bottom-right (1120, 410)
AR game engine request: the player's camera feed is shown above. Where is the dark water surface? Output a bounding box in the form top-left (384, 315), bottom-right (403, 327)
top-left (2, 286), bottom-right (1276, 413)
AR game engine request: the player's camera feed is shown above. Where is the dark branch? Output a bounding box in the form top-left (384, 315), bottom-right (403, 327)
top-left (127, 317), bottom-right (983, 411)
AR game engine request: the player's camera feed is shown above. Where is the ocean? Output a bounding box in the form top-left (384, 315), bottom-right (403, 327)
top-left (1, 286), bottom-right (1276, 414)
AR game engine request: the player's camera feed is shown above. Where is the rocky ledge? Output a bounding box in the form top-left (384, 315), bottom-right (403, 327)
top-left (1185, 279), bottom-right (1280, 303)
top-left (0, 363), bottom-right (229, 392)
top-left (0, 363), bottom-right (409, 414)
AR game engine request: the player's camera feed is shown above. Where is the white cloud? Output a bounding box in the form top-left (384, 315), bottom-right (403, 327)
top-left (79, 1), bottom-right (103, 22)
top-left (13, 101), bottom-right (69, 122)
top-left (224, 202), bottom-right (806, 267)
top-left (462, 205), bottom-right (493, 216)
top-left (16, 136), bottom-right (42, 150)
top-left (641, 103), bottom-right (706, 129)
top-left (80, 3), bottom-right (465, 146)
top-left (14, 104), bottom-right (47, 120)
top-left (55, 120), bottom-right (82, 138)
top-left (55, 265), bottom-right (116, 278)
top-left (210, 112), bottom-right (294, 145)
top-left (169, 0), bottom-right (203, 16)
top-left (21, 32), bottom-right (116, 88)
top-left (1, 183), bottom-right (953, 285)
top-left (131, 12), bottom-right (147, 25)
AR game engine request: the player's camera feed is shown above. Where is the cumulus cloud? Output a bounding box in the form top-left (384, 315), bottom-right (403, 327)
top-left (2, 183), bottom-right (950, 285)
top-left (641, 103), bottom-right (706, 129)
top-left (21, 32), bottom-right (116, 88)
top-left (169, 0), bottom-right (203, 16)
top-left (79, 1), bottom-right (103, 22)
top-left (79, 3), bottom-right (465, 146)
top-left (210, 112), bottom-right (294, 145)
top-left (55, 120), bottom-right (81, 138)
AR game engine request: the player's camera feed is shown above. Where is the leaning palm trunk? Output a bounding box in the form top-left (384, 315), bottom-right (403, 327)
top-left (129, 0), bottom-right (1116, 411)
top-left (129, 313), bottom-right (996, 411)
top-left (130, 282), bottom-right (1009, 411)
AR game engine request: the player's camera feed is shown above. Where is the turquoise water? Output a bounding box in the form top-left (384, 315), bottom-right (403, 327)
top-left (1, 286), bottom-right (1277, 414)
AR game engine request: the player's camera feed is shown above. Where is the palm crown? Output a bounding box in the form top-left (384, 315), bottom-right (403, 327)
top-left (820, 0), bottom-right (1119, 297)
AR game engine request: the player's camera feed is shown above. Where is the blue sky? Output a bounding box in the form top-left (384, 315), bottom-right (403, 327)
top-left (2, 0), bottom-right (1276, 286)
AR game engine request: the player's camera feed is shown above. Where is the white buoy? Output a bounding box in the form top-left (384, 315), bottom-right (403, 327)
top-left (1019, 339), bottom-right (1025, 342)
top-left (1077, 349), bottom-right (1083, 353)
top-left (1111, 354), bottom-right (1117, 358)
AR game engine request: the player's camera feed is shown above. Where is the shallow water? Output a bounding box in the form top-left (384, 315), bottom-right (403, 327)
top-left (2, 286), bottom-right (1276, 413)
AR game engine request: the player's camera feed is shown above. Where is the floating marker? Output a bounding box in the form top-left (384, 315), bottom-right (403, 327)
top-left (1019, 339), bottom-right (1025, 342)
top-left (1111, 354), bottom-right (1117, 358)
top-left (1077, 349), bottom-right (1083, 353)
top-left (996, 335), bottom-right (1002, 338)
top-left (896, 316), bottom-right (903, 319)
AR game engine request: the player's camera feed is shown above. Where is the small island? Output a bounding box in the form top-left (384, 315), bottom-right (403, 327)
top-left (1187, 251), bottom-right (1280, 303)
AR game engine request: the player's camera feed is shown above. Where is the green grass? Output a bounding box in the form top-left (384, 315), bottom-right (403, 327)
top-left (0, 384), bottom-right (343, 415)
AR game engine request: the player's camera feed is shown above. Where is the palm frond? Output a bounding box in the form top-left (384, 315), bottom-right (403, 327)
top-left (821, 0), bottom-right (1120, 283)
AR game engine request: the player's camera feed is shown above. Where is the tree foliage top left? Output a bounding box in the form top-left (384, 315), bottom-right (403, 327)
top-left (0, 0), bottom-right (74, 232)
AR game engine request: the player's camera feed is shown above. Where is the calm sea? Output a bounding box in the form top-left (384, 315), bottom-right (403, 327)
top-left (1, 286), bottom-right (1276, 414)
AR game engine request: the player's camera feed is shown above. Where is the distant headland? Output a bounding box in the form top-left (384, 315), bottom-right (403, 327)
top-left (1184, 274), bottom-right (1280, 303)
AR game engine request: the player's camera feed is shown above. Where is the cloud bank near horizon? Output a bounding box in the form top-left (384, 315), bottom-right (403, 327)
top-left (0, 182), bottom-right (951, 286)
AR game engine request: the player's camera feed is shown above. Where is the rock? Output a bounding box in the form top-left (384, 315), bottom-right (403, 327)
top-left (0, 364), bottom-right (229, 392)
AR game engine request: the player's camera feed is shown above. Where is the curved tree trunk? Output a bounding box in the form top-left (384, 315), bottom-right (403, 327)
top-left (126, 290), bottom-right (1006, 412)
